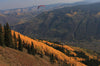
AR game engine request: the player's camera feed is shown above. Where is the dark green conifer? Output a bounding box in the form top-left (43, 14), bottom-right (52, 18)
top-left (23, 42), bottom-right (27, 49)
top-left (40, 50), bottom-right (43, 58)
top-left (18, 34), bottom-right (23, 51)
top-left (31, 42), bottom-right (36, 55)
top-left (50, 54), bottom-right (55, 64)
top-left (4, 23), bottom-right (13, 48)
top-left (13, 32), bottom-right (17, 49)
top-left (27, 44), bottom-right (31, 54)
top-left (0, 24), bottom-right (5, 47)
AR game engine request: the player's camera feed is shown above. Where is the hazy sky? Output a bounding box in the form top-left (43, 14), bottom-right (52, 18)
top-left (0, 0), bottom-right (100, 10)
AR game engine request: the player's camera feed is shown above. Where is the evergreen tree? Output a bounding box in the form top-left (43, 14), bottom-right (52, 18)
top-left (40, 50), bottom-right (43, 58)
top-left (4, 23), bottom-right (13, 48)
top-left (0, 24), bottom-right (5, 47)
top-left (31, 42), bottom-right (36, 55)
top-left (13, 32), bottom-right (17, 49)
top-left (27, 44), bottom-right (31, 54)
top-left (23, 42), bottom-right (27, 49)
top-left (18, 34), bottom-right (23, 51)
top-left (22, 41), bottom-right (25, 47)
top-left (50, 54), bottom-right (55, 64)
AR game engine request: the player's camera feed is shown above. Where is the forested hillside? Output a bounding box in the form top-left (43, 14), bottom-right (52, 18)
top-left (0, 23), bottom-right (100, 66)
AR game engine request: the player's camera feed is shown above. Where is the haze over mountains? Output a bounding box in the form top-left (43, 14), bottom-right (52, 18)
top-left (0, 2), bottom-right (88, 14)
top-left (0, 0), bottom-right (100, 10)
top-left (84, 0), bottom-right (100, 3)
top-left (0, 2), bottom-right (89, 25)
top-left (0, 1), bottom-right (94, 26)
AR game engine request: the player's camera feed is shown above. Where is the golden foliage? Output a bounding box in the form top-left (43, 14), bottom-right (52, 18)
top-left (66, 12), bottom-right (77, 17)
top-left (97, 12), bottom-right (100, 16)
top-left (41, 40), bottom-right (77, 56)
top-left (17, 9), bottom-right (21, 12)
top-left (11, 30), bottom-right (86, 66)
top-left (17, 13), bottom-right (21, 15)
top-left (72, 57), bottom-right (85, 62)
top-left (66, 13), bottom-right (73, 17)
top-left (0, 14), bottom-right (6, 17)
top-left (72, 47), bottom-right (97, 59)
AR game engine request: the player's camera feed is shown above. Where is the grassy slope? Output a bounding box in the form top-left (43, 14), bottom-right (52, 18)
top-left (0, 46), bottom-right (59, 66)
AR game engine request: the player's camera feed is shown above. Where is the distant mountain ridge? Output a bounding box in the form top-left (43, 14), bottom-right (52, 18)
top-left (12, 2), bottom-right (100, 41)
top-left (0, 2), bottom-right (88, 14)
top-left (0, 2), bottom-right (89, 25)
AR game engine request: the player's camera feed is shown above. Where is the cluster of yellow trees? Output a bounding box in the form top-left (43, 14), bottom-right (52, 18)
top-left (11, 30), bottom-right (86, 66)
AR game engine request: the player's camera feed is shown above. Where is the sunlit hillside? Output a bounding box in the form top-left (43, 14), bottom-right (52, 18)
top-left (11, 30), bottom-right (86, 66)
top-left (12, 3), bottom-right (100, 55)
top-left (11, 30), bottom-right (100, 66)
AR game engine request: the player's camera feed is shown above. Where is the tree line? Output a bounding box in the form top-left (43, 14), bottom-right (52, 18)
top-left (0, 23), bottom-right (57, 64)
top-left (0, 23), bottom-right (22, 50)
top-left (0, 23), bottom-right (36, 53)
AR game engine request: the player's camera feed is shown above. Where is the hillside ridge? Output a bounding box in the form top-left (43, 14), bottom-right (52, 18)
top-left (11, 30), bottom-right (86, 66)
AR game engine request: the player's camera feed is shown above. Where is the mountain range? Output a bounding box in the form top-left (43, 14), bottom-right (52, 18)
top-left (10, 2), bottom-right (100, 53)
top-left (0, 2), bottom-right (89, 25)
top-left (12, 2), bottom-right (100, 41)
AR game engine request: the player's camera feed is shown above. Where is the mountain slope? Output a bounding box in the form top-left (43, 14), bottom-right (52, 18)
top-left (11, 2), bottom-right (100, 54)
top-left (0, 29), bottom-right (99, 66)
top-left (0, 46), bottom-right (59, 66)
top-left (11, 30), bottom-right (87, 66)
top-left (0, 2), bottom-right (89, 25)
top-left (12, 2), bottom-right (100, 41)
top-left (0, 2), bottom-right (88, 14)
top-left (11, 30), bottom-right (100, 66)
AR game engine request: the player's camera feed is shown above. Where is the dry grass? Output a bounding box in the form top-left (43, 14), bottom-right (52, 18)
top-left (0, 46), bottom-right (59, 66)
